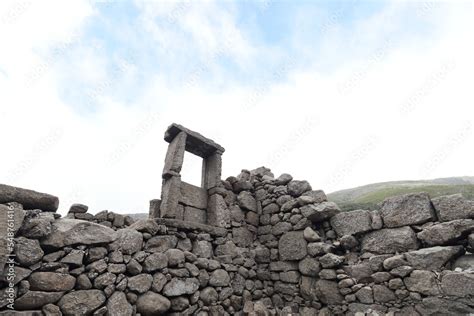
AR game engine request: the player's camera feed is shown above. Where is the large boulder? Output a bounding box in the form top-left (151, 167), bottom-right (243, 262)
top-left (136, 291), bottom-right (171, 315)
top-left (41, 219), bottom-right (117, 248)
top-left (0, 184), bottom-right (59, 212)
top-left (58, 290), bottom-right (106, 315)
top-left (300, 202), bottom-right (341, 223)
top-left (431, 194), bottom-right (474, 222)
top-left (14, 291), bottom-right (64, 310)
top-left (330, 210), bottom-right (372, 236)
top-left (441, 271), bottom-right (474, 297)
top-left (19, 210), bottom-right (55, 238)
top-left (28, 272), bottom-right (75, 292)
top-left (361, 226), bottom-right (419, 254)
top-left (404, 246), bottom-right (464, 270)
top-left (108, 228), bottom-right (143, 255)
top-left (14, 237), bottom-right (44, 266)
top-left (380, 193), bottom-right (436, 228)
top-left (107, 291), bottom-right (132, 316)
top-left (278, 231), bottom-right (307, 261)
top-left (417, 219), bottom-right (474, 246)
top-left (237, 191), bottom-right (257, 212)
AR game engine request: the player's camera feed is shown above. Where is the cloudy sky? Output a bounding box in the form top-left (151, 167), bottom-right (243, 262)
top-left (0, 0), bottom-right (473, 215)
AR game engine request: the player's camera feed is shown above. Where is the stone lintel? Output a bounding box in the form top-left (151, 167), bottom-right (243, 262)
top-left (164, 123), bottom-right (225, 158)
top-left (155, 218), bottom-right (227, 237)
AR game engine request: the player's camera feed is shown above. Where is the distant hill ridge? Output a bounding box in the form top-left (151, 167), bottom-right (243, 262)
top-left (328, 176), bottom-right (474, 211)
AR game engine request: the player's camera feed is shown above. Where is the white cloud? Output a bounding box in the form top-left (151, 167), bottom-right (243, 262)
top-left (0, 1), bottom-right (473, 216)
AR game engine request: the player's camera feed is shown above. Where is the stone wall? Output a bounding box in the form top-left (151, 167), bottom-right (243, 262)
top-left (0, 168), bottom-right (473, 315)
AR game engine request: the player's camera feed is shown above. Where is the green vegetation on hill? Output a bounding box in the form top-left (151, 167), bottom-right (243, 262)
top-left (328, 177), bottom-right (474, 211)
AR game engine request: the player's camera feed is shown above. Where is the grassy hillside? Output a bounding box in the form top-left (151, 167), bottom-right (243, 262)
top-left (328, 177), bottom-right (474, 211)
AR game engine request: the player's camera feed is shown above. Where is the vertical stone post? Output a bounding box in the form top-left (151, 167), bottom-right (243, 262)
top-left (160, 131), bottom-right (186, 218)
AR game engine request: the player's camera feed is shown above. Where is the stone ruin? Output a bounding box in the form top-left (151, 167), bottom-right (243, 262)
top-left (0, 123), bottom-right (473, 316)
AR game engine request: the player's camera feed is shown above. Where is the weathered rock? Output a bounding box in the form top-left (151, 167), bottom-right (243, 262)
top-left (42, 303), bottom-right (62, 316)
top-left (373, 284), bottom-right (396, 303)
top-left (19, 210), bottom-right (54, 238)
top-left (303, 227), bottom-right (320, 242)
top-left (340, 235), bottom-right (359, 250)
top-left (61, 249), bottom-right (84, 266)
top-left (301, 190), bottom-right (327, 203)
top-left (41, 219), bottom-right (117, 248)
top-left (209, 269), bottom-right (230, 286)
top-left (162, 278), bottom-right (199, 296)
top-left (58, 290), bottom-right (106, 315)
top-left (279, 231), bottom-right (307, 261)
top-left (416, 297), bottom-right (474, 315)
top-left (69, 203), bottom-right (88, 213)
top-left (237, 191), bottom-right (257, 212)
top-left (404, 246), bottom-right (464, 270)
top-left (14, 237), bottom-right (44, 266)
top-left (300, 202), bottom-right (340, 223)
top-left (315, 280), bottom-right (343, 305)
top-left (15, 291), bottom-right (64, 310)
top-left (128, 274), bottom-right (153, 293)
top-left (361, 226), bottom-right (419, 254)
top-left (441, 271), bottom-right (474, 297)
top-left (136, 291), bottom-right (171, 315)
top-left (330, 210), bottom-right (372, 236)
top-left (298, 258), bottom-right (321, 276)
top-left (143, 253), bottom-right (168, 272)
top-left (130, 219), bottom-right (161, 235)
top-left (355, 286), bottom-right (374, 304)
top-left (0, 184), bottom-right (59, 212)
top-left (109, 228), bottom-right (143, 255)
top-left (201, 287), bottom-right (219, 305)
top-left (107, 291), bottom-right (132, 316)
top-left (404, 270), bottom-right (440, 296)
top-left (146, 234), bottom-right (178, 253)
top-left (380, 193), bottom-right (436, 227)
top-left (319, 253), bottom-right (344, 268)
top-left (343, 263), bottom-right (373, 283)
top-left (431, 194), bottom-right (474, 222)
top-left (417, 219), bottom-right (474, 246)
top-left (232, 227), bottom-right (253, 248)
top-left (288, 180), bottom-right (312, 197)
top-left (29, 272), bottom-right (75, 292)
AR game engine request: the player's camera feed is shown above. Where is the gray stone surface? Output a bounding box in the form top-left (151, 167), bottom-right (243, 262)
top-left (279, 231), bottom-right (307, 261)
top-left (162, 131), bottom-right (186, 178)
top-left (237, 191), bottom-right (257, 212)
top-left (404, 270), bottom-right (440, 295)
top-left (300, 202), bottom-right (341, 223)
top-left (57, 290), bottom-right (106, 315)
top-left (41, 219), bottom-right (117, 248)
top-left (109, 228), bottom-right (143, 255)
top-left (330, 210), bottom-right (372, 236)
top-left (107, 291), bottom-right (133, 316)
top-left (0, 184), bottom-right (59, 212)
top-left (15, 291), bottom-right (64, 310)
top-left (417, 219), bottom-right (474, 246)
top-left (162, 278), bottom-right (199, 296)
top-left (361, 226), bottom-right (419, 254)
top-left (136, 291), bottom-right (171, 316)
top-left (405, 246), bottom-right (464, 270)
top-left (431, 193), bottom-right (474, 222)
top-left (14, 237), bottom-right (44, 266)
top-left (29, 272), bottom-right (75, 292)
top-left (441, 271), bottom-right (474, 297)
top-left (208, 193), bottom-right (229, 227)
top-left (380, 193), bottom-right (436, 227)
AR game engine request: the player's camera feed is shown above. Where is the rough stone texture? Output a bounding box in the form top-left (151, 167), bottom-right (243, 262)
top-left (404, 270), bottom-right (440, 296)
top-left (162, 131), bottom-right (186, 178)
top-left (29, 272), bottom-right (75, 292)
top-left (404, 246), bottom-right (464, 270)
top-left (0, 184), bottom-right (59, 212)
top-left (107, 291), bottom-right (133, 316)
top-left (300, 202), bottom-right (341, 223)
top-left (330, 210), bottom-right (372, 236)
top-left (136, 291), bottom-right (171, 315)
top-left (208, 193), bottom-right (230, 227)
top-left (57, 290), bottom-right (106, 315)
top-left (69, 203), bottom-right (88, 213)
top-left (14, 237), bottom-right (44, 266)
top-left (109, 228), bottom-right (143, 255)
top-left (315, 280), bottom-right (343, 305)
top-left (417, 219), bottom-right (474, 246)
top-left (431, 193), bottom-right (474, 222)
top-left (41, 219), bottom-right (117, 248)
top-left (287, 180), bottom-right (312, 196)
top-left (14, 291), bottom-right (64, 310)
top-left (279, 231), bottom-right (307, 261)
top-left (237, 191), bottom-right (257, 212)
top-left (440, 271), bottom-right (474, 297)
top-left (162, 278), bottom-right (199, 296)
top-left (361, 226), bottom-right (419, 254)
top-left (380, 193), bottom-right (436, 227)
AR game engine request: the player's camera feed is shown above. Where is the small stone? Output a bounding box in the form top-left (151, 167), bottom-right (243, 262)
top-left (209, 269), bottom-right (230, 286)
top-left (128, 274), bottom-right (153, 293)
top-left (288, 180), bottom-right (312, 196)
top-left (69, 203), bottom-right (88, 213)
top-left (136, 291), bottom-right (171, 315)
top-left (303, 227), bottom-right (320, 242)
top-left (319, 253), bottom-right (344, 268)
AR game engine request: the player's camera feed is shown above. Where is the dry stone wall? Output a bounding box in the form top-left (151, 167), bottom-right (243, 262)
top-left (1, 168), bottom-right (474, 316)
